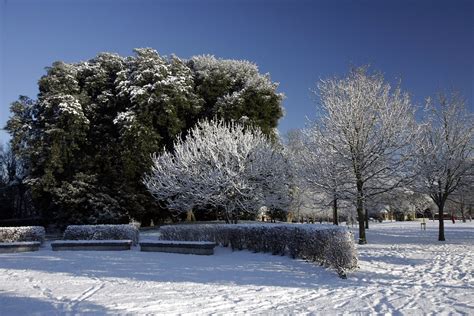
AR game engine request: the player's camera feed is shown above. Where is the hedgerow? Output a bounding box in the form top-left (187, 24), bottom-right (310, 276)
top-left (63, 224), bottom-right (139, 245)
top-left (159, 223), bottom-right (358, 277)
top-left (0, 226), bottom-right (45, 243)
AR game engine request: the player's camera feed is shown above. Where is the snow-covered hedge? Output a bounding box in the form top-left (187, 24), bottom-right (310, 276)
top-left (159, 224), bottom-right (358, 277)
top-left (0, 226), bottom-right (45, 243)
top-left (63, 225), bottom-right (139, 245)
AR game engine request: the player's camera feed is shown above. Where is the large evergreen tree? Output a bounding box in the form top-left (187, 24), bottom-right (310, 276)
top-left (5, 48), bottom-right (284, 226)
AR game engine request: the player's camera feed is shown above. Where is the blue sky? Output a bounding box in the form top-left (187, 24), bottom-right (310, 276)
top-left (0, 0), bottom-right (473, 144)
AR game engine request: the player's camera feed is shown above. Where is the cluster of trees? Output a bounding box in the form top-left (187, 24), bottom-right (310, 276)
top-left (2, 47), bottom-right (472, 244)
top-left (4, 48), bottom-right (283, 226)
top-left (287, 68), bottom-right (473, 243)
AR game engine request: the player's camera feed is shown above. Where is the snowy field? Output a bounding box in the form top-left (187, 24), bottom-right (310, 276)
top-left (0, 221), bottom-right (473, 315)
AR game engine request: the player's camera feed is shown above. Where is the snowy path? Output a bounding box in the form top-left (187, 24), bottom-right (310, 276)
top-left (0, 221), bottom-right (473, 314)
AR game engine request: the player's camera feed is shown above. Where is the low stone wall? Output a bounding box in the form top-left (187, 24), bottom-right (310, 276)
top-left (0, 241), bottom-right (41, 253)
top-left (51, 240), bottom-right (132, 251)
top-left (140, 240), bottom-right (216, 255)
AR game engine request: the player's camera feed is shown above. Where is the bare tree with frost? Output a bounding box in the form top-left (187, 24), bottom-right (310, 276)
top-left (311, 67), bottom-right (417, 244)
top-left (288, 126), bottom-right (350, 225)
top-left (448, 180), bottom-right (474, 222)
top-left (285, 130), bottom-right (307, 222)
top-left (414, 93), bottom-right (473, 241)
top-left (143, 119), bottom-right (291, 223)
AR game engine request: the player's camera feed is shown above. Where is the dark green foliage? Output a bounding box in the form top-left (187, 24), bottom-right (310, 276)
top-left (189, 55), bottom-right (283, 137)
top-left (5, 49), bottom-right (284, 225)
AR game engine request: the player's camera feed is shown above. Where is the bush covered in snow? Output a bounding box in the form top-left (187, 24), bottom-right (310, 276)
top-left (159, 223), bottom-right (357, 276)
top-left (63, 225), bottom-right (139, 245)
top-left (0, 226), bottom-right (45, 243)
top-left (144, 119), bottom-right (291, 223)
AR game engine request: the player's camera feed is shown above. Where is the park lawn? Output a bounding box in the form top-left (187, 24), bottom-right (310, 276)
top-left (0, 220), bottom-right (472, 314)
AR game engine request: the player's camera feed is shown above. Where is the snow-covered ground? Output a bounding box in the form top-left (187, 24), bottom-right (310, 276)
top-left (0, 221), bottom-right (472, 315)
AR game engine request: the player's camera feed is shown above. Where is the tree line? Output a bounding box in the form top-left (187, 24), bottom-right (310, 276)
top-left (288, 68), bottom-right (473, 243)
top-left (2, 49), bottom-right (473, 243)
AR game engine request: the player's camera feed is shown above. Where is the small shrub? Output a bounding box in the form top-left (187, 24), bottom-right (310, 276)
top-left (0, 226), bottom-right (45, 243)
top-left (159, 223), bottom-right (358, 276)
top-left (63, 224), bottom-right (139, 245)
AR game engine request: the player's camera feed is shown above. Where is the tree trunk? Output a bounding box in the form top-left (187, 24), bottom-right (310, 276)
top-left (224, 210), bottom-right (230, 224)
top-left (356, 180), bottom-right (366, 244)
top-left (332, 197), bottom-right (338, 225)
top-left (438, 201), bottom-right (445, 241)
top-left (364, 207), bottom-right (369, 229)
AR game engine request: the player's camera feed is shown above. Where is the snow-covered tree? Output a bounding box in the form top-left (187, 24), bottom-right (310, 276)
top-left (404, 191), bottom-right (435, 219)
top-left (311, 67), bottom-right (418, 244)
top-left (448, 179), bottom-right (474, 222)
top-left (289, 125), bottom-right (352, 225)
top-left (284, 130), bottom-right (306, 222)
top-left (414, 93), bottom-right (473, 240)
top-left (144, 119), bottom-right (291, 223)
